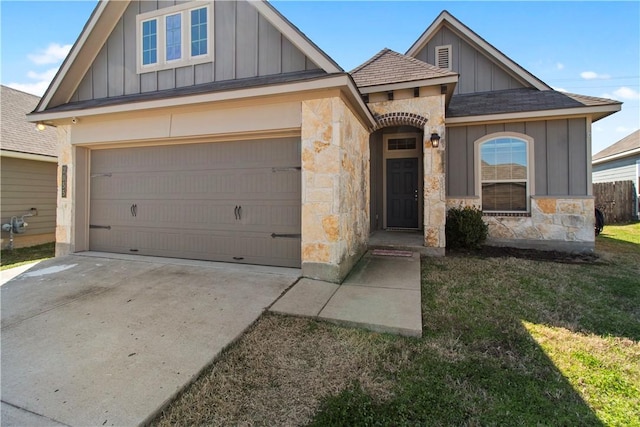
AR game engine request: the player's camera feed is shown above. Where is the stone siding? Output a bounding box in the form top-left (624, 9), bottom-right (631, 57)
top-left (446, 197), bottom-right (595, 252)
top-left (55, 125), bottom-right (74, 256)
top-left (368, 96), bottom-right (446, 253)
top-left (301, 97), bottom-right (370, 282)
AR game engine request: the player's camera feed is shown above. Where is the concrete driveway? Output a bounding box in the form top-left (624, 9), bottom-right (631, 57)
top-left (1, 253), bottom-right (298, 426)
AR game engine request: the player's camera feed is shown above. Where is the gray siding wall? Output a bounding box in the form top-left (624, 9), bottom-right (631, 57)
top-left (593, 156), bottom-right (639, 184)
top-left (414, 26), bottom-right (526, 95)
top-left (72, 0), bottom-right (321, 102)
top-left (446, 118), bottom-right (589, 197)
top-left (1, 157), bottom-right (57, 236)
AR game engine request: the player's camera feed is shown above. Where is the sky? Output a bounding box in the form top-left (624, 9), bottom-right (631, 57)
top-left (1, 1), bottom-right (638, 155)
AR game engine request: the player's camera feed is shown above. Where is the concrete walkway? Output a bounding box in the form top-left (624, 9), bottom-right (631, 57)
top-left (271, 250), bottom-right (422, 337)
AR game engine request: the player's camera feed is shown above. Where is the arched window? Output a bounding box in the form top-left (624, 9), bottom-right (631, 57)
top-left (475, 133), bottom-right (533, 212)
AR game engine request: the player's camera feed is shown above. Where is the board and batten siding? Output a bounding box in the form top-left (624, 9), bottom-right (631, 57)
top-left (1, 157), bottom-right (57, 237)
top-left (71, 0), bottom-right (321, 102)
top-left (446, 118), bottom-right (589, 197)
top-left (592, 156), bottom-right (640, 184)
top-left (413, 26), bottom-right (526, 95)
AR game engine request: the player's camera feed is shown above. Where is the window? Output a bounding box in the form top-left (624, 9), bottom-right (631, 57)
top-left (165, 14), bottom-right (182, 61)
top-left (475, 134), bottom-right (533, 212)
top-left (136, 1), bottom-right (212, 73)
top-left (190, 7), bottom-right (208, 57)
top-left (388, 138), bottom-right (417, 150)
top-left (142, 19), bottom-right (157, 65)
top-left (435, 45), bottom-right (452, 70)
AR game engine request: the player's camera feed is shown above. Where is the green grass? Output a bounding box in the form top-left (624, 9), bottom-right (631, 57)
top-left (154, 226), bottom-right (640, 426)
top-left (309, 228), bottom-right (640, 426)
top-left (0, 242), bottom-right (55, 270)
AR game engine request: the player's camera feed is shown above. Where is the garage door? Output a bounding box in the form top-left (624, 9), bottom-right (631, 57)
top-left (89, 137), bottom-right (301, 268)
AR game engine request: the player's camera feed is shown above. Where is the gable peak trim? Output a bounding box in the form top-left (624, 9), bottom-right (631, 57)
top-left (406, 10), bottom-right (551, 92)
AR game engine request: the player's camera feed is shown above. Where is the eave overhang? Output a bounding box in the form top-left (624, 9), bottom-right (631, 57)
top-left (445, 103), bottom-right (622, 127)
top-left (28, 73), bottom-right (377, 130)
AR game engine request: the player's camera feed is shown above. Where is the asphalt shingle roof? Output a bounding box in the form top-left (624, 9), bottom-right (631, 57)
top-left (447, 88), bottom-right (621, 118)
top-left (350, 48), bottom-right (457, 88)
top-left (1, 85), bottom-right (57, 157)
top-left (593, 129), bottom-right (640, 161)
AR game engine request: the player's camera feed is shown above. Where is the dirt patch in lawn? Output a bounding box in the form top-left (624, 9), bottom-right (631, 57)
top-left (448, 245), bottom-right (600, 264)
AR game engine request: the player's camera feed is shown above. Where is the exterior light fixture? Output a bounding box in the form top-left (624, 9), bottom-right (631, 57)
top-left (430, 132), bottom-right (441, 148)
top-left (36, 123), bottom-right (46, 131)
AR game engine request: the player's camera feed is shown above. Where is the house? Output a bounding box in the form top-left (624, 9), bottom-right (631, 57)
top-left (1, 85), bottom-right (58, 249)
top-left (28, 1), bottom-right (621, 282)
top-left (592, 130), bottom-right (640, 219)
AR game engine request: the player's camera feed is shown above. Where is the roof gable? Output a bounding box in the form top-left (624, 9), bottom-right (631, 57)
top-left (36, 0), bottom-right (342, 113)
top-left (406, 10), bottom-right (551, 92)
top-left (350, 48), bottom-right (457, 89)
top-left (1, 86), bottom-right (57, 157)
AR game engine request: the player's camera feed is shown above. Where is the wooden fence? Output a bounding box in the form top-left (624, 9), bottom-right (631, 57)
top-left (593, 180), bottom-right (637, 224)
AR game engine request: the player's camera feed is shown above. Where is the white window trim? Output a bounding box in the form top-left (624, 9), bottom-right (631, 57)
top-left (435, 44), bottom-right (452, 70)
top-left (474, 132), bottom-right (535, 213)
top-left (136, 1), bottom-right (213, 74)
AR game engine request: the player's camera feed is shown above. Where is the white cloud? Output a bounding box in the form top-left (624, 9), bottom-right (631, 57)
top-left (552, 86), bottom-right (568, 92)
top-left (580, 71), bottom-right (611, 80)
top-left (556, 62), bottom-right (564, 70)
top-left (593, 126), bottom-right (604, 132)
top-left (615, 126), bottom-right (633, 133)
top-left (27, 43), bottom-right (72, 65)
top-left (8, 66), bottom-right (61, 96)
top-left (6, 81), bottom-right (52, 97)
top-left (26, 68), bottom-right (59, 82)
top-left (613, 87), bottom-right (640, 100)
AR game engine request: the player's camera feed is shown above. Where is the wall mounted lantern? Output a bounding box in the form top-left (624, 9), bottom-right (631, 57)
top-left (430, 132), bottom-right (441, 148)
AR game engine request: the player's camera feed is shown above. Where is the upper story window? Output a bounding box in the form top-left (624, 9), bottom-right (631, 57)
top-left (475, 133), bottom-right (534, 213)
top-left (136, 1), bottom-right (213, 74)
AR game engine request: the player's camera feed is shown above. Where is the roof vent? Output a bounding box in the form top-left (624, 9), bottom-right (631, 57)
top-left (435, 45), bottom-right (452, 70)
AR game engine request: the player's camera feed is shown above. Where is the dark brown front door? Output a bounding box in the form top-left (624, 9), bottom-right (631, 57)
top-left (387, 158), bottom-right (419, 228)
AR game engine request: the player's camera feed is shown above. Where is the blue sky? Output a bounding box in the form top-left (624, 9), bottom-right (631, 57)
top-left (1, 1), bottom-right (638, 154)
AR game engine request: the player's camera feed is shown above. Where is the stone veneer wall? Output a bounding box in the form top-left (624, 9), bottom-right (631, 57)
top-left (446, 197), bottom-right (595, 252)
top-left (55, 125), bottom-right (75, 256)
top-left (368, 96), bottom-right (446, 254)
top-left (301, 97), bottom-right (370, 282)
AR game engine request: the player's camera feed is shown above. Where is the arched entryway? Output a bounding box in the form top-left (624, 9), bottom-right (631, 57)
top-left (370, 113), bottom-right (427, 231)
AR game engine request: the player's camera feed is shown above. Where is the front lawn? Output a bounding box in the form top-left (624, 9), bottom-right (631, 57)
top-left (0, 242), bottom-right (55, 271)
top-left (153, 223), bottom-right (640, 426)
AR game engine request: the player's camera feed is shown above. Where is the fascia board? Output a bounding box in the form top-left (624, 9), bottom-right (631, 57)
top-left (28, 74), bottom-right (376, 127)
top-left (445, 104), bottom-right (622, 126)
top-left (357, 75), bottom-right (458, 94)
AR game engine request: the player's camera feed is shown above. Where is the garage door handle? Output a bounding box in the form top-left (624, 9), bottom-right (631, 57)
top-left (90, 224), bottom-right (111, 230)
top-left (234, 206), bottom-right (239, 220)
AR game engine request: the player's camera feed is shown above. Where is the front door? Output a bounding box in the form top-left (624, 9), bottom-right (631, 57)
top-left (386, 158), bottom-right (419, 228)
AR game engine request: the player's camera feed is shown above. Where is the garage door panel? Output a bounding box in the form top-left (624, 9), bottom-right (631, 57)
top-left (91, 138), bottom-right (300, 174)
top-left (91, 169), bottom-right (299, 201)
top-left (90, 228), bottom-right (300, 268)
top-left (90, 200), bottom-right (300, 233)
top-left (90, 137), bottom-right (301, 267)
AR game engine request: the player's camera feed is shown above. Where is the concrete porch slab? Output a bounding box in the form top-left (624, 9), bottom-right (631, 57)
top-left (270, 250), bottom-right (422, 337)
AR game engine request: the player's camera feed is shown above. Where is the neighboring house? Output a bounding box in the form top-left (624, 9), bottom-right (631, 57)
top-left (28, 2), bottom-right (621, 282)
top-left (592, 130), bottom-right (640, 219)
top-left (1, 85), bottom-right (58, 249)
